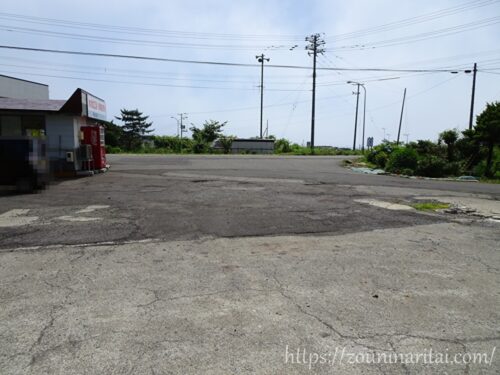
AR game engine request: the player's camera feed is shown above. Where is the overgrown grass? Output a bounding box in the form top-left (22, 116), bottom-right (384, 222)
top-left (479, 177), bottom-right (500, 184)
top-left (411, 202), bottom-right (451, 211)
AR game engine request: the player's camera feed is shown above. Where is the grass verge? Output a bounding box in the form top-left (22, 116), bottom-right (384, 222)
top-left (411, 202), bottom-right (451, 211)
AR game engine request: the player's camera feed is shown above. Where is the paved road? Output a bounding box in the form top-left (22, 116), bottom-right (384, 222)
top-left (0, 155), bottom-right (499, 374)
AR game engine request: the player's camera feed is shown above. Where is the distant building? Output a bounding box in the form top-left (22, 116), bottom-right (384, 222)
top-left (213, 138), bottom-right (275, 154)
top-left (0, 74), bottom-right (49, 100)
top-left (0, 75), bottom-right (107, 175)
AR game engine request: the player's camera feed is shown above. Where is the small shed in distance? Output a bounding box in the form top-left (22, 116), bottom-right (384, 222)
top-left (213, 138), bottom-right (275, 154)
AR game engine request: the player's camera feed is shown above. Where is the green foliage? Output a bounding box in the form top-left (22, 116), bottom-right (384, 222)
top-left (218, 135), bottom-right (235, 154)
top-left (105, 145), bottom-right (122, 154)
top-left (416, 155), bottom-right (447, 177)
top-left (190, 120), bottom-right (226, 154)
top-left (438, 129), bottom-right (459, 161)
top-left (274, 138), bottom-right (292, 153)
top-left (455, 129), bottom-right (481, 170)
top-left (374, 151), bottom-right (389, 168)
top-left (115, 109), bottom-right (154, 151)
top-left (152, 135), bottom-right (193, 153)
top-left (475, 101), bottom-right (500, 177)
top-left (366, 142), bottom-right (395, 168)
top-left (411, 202), bottom-right (450, 211)
top-left (386, 147), bottom-right (418, 173)
top-left (443, 161), bottom-right (462, 176)
top-left (407, 140), bottom-right (445, 158)
top-left (102, 120), bottom-right (123, 148)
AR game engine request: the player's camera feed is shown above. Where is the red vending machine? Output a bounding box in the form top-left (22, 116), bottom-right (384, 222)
top-left (81, 125), bottom-right (106, 170)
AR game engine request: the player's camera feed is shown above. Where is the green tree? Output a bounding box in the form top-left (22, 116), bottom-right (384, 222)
top-left (115, 109), bottom-right (154, 150)
top-left (218, 135), bottom-right (235, 154)
top-left (475, 102), bottom-right (500, 177)
top-left (102, 120), bottom-right (123, 148)
top-left (438, 129), bottom-right (459, 161)
top-left (190, 120), bottom-right (226, 153)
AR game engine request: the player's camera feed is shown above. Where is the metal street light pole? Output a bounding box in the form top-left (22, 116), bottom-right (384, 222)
top-left (170, 116), bottom-right (180, 138)
top-left (347, 81), bottom-right (366, 151)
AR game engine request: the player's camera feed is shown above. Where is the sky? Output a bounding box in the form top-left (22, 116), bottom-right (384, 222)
top-left (1, 0), bottom-right (499, 147)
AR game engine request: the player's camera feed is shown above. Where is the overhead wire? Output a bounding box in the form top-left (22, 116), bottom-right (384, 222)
top-left (0, 45), bottom-right (469, 73)
top-left (324, 0), bottom-right (499, 42)
top-left (326, 16), bottom-right (500, 52)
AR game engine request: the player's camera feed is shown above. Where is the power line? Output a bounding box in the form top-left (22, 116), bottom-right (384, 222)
top-left (326, 16), bottom-right (500, 52)
top-left (0, 0), bottom-right (495, 44)
top-left (0, 45), bottom-right (466, 73)
top-left (324, 0), bottom-right (499, 42)
top-left (0, 24), bottom-right (300, 51)
top-left (0, 12), bottom-right (303, 41)
top-left (0, 59), bottom-right (453, 89)
top-left (0, 69), bottom-right (309, 92)
top-left (0, 54), bottom-right (313, 80)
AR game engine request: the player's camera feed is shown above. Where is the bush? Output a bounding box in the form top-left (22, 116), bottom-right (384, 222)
top-left (366, 142), bottom-right (396, 168)
top-left (416, 156), bottom-right (447, 177)
top-left (106, 146), bottom-right (122, 154)
top-left (374, 151), bottom-right (389, 168)
top-left (386, 147), bottom-right (418, 173)
top-left (443, 161), bottom-right (462, 176)
top-left (274, 138), bottom-right (292, 153)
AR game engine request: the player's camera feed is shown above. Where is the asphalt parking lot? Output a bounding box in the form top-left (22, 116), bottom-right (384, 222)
top-left (1, 154), bottom-right (499, 374)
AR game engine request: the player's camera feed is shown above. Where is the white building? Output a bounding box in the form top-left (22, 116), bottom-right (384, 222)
top-left (0, 75), bottom-right (107, 175)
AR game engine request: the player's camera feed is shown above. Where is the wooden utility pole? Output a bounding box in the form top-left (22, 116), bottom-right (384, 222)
top-left (306, 34), bottom-right (325, 153)
top-left (256, 54), bottom-right (270, 139)
top-left (468, 63), bottom-right (477, 130)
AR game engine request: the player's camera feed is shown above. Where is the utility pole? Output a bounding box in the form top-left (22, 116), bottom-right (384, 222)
top-left (177, 113), bottom-right (187, 153)
top-left (468, 62), bottom-right (477, 130)
top-left (403, 133), bottom-right (409, 144)
top-left (362, 86), bottom-right (366, 152)
top-left (382, 127), bottom-right (386, 141)
top-left (306, 33), bottom-right (325, 153)
top-left (396, 88), bottom-right (406, 146)
top-left (256, 54), bottom-right (270, 139)
top-left (352, 84), bottom-right (360, 150)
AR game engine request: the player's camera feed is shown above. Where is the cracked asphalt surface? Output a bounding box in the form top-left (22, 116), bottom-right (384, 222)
top-left (0, 154), bottom-right (499, 374)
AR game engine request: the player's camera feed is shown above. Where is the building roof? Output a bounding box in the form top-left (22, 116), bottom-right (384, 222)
top-left (0, 97), bottom-right (66, 112)
top-left (232, 138), bottom-right (275, 142)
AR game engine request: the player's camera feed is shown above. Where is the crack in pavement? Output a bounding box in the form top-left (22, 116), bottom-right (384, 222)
top-left (268, 267), bottom-right (499, 371)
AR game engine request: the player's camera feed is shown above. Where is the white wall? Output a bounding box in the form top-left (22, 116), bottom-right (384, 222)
top-left (0, 76), bottom-right (49, 100)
